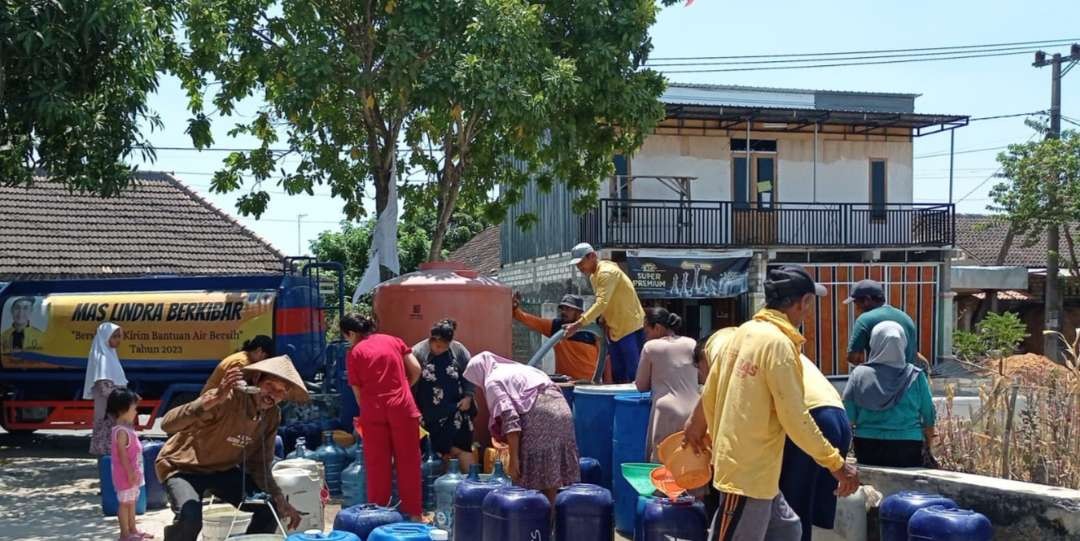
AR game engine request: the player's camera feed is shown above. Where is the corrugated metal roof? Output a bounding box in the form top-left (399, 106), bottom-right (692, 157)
top-left (665, 82), bottom-right (921, 100)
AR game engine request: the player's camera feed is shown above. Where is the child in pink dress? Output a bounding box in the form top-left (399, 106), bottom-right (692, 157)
top-left (108, 388), bottom-right (150, 540)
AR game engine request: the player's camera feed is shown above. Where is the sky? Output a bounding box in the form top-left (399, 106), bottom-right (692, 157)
top-left (130, 0), bottom-right (1080, 257)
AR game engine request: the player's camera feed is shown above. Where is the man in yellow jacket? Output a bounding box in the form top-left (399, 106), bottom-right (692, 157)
top-left (684, 266), bottom-right (859, 541)
top-left (563, 242), bottom-right (645, 383)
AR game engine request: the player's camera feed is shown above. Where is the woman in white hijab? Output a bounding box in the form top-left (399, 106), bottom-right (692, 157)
top-left (84, 322), bottom-right (128, 456)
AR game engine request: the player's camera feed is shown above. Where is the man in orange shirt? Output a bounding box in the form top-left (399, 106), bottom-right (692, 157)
top-left (512, 293), bottom-right (600, 381)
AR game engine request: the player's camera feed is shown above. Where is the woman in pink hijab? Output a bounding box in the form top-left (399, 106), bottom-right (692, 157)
top-left (464, 352), bottom-right (579, 503)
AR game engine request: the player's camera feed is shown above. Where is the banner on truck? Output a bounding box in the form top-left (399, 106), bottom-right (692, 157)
top-left (0, 290), bottom-right (276, 369)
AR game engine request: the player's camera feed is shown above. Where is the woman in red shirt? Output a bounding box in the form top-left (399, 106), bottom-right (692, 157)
top-left (341, 313), bottom-right (424, 519)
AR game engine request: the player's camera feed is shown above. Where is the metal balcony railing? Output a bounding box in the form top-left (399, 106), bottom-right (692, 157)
top-left (579, 198), bottom-right (955, 249)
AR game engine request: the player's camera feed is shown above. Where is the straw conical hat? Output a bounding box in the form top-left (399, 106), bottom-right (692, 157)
top-left (242, 354), bottom-right (310, 403)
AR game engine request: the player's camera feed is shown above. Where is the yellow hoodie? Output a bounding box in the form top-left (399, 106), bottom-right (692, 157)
top-left (578, 260), bottom-right (645, 341)
top-left (701, 309), bottom-right (844, 499)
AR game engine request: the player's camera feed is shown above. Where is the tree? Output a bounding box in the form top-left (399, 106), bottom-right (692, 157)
top-left (1, 1), bottom-right (174, 193)
top-left (173, 0), bottom-right (675, 259)
top-left (990, 130), bottom-right (1080, 354)
top-left (310, 187), bottom-right (491, 291)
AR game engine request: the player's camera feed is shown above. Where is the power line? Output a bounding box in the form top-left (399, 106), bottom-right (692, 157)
top-left (954, 132), bottom-right (1039, 204)
top-left (969, 111), bottom-right (1047, 122)
top-left (647, 38), bottom-right (1080, 61)
top-left (645, 43), bottom-right (1075, 68)
top-left (652, 50), bottom-right (1054, 74)
top-left (143, 145), bottom-right (430, 155)
top-left (914, 145), bottom-right (1010, 160)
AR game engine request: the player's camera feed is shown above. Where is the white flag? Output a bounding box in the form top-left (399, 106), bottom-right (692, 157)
top-left (353, 158), bottom-right (401, 303)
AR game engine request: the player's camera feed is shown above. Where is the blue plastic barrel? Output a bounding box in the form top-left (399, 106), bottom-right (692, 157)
top-left (98, 456), bottom-right (147, 516)
top-left (368, 523), bottom-right (433, 541)
top-left (286, 531), bottom-right (362, 541)
top-left (572, 384), bottom-right (639, 489)
top-left (481, 487), bottom-right (552, 541)
top-left (561, 384), bottom-right (575, 411)
top-left (454, 478), bottom-right (502, 541)
top-left (634, 495), bottom-right (659, 541)
top-left (640, 496), bottom-right (707, 541)
top-left (909, 506), bottom-right (993, 541)
top-left (879, 492), bottom-right (958, 541)
top-left (613, 393), bottom-right (651, 534)
top-left (579, 457), bottom-right (602, 486)
top-left (141, 440), bottom-right (166, 509)
top-left (333, 504), bottom-right (405, 539)
top-left (555, 484), bottom-right (613, 541)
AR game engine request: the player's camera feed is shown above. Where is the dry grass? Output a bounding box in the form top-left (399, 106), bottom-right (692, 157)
top-left (935, 354), bottom-right (1080, 489)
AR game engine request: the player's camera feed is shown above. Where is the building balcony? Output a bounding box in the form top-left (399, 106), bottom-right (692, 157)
top-left (579, 198), bottom-right (955, 250)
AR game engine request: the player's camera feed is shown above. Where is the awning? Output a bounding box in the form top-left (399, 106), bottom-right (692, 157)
top-left (951, 266), bottom-right (1029, 291)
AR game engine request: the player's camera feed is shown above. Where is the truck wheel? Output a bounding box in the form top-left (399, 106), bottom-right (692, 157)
top-left (0, 405), bottom-right (38, 437)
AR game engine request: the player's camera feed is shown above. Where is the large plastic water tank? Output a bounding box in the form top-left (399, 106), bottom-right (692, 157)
top-left (879, 492), bottom-right (957, 541)
top-left (612, 393), bottom-right (651, 534)
top-left (639, 496), bottom-right (707, 541)
top-left (333, 504), bottom-right (405, 539)
top-left (908, 506), bottom-right (993, 541)
top-left (481, 487), bottom-right (551, 541)
top-left (555, 484), bottom-right (613, 541)
top-left (373, 262), bottom-right (511, 357)
top-left (572, 384), bottom-right (639, 489)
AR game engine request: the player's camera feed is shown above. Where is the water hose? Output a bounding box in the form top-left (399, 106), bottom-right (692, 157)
top-left (526, 323), bottom-right (607, 384)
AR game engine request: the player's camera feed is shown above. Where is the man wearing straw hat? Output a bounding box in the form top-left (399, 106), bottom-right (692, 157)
top-left (155, 355), bottom-right (307, 541)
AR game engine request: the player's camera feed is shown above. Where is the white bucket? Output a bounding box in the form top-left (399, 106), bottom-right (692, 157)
top-left (272, 466), bottom-right (324, 533)
top-left (201, 503), bottom-right (253, 541)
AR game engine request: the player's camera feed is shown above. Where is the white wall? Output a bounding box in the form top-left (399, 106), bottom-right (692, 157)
top-left (624, 131), bottom-right (915, 205)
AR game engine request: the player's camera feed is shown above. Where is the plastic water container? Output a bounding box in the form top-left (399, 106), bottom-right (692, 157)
top-left (453, 476), bottom-right (502, 541)
top-left (879, 492), bottom-right (958, 541)
top-left (579, 457), bottom-right (602, 486)
top-left (275, 435), bottom-right (286, 458)
top-left (273, 466), bottom-right (325, 533)
top-left (831, 486), bottom-right (870, 541)
top-left (555, 484), bottom-right (613, 541)
top-left (141, 440), bottom-right (167, 510)
top-left (489, 460), bottom-right (512, 486)
top-left (421, 439), bottom-right (446, 511)
top-left (368, 523), bottom-right (434, 541)
top-left (333, 504), bottom-right (405, 539)
top-left (433, 458), bottom-right (465, 535)
top-left (909, 506), bottom-right (993, 541)
top-left (201, 503), bottom-right (253, 541)
top-left (315, 430), bottom-right (350, 496)
top-left (288, 436), bottom-right (314, 459)
top-left (98, 456), bottom-right (147, 517)
top-left (572, 384), bottom-right (639, 489)
top-left (612, 393), bottom-right (651, 534)
top-left (285, 531), bottom-right (361, 541)
top-left (342, 443), bottom-right (366, 507)
top-left (481, 487), bottom-right (551, 541)
top-left (634, 495), bottom-right (658, 541)
top-left (639, 496), bottom-right (707, 541)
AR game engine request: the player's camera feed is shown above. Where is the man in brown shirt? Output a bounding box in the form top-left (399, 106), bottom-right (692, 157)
top-left (156, 355), bottom-right (307, 540)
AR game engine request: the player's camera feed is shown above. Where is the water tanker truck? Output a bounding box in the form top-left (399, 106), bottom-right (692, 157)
top-left (0, 259), bottom-right (344, 432)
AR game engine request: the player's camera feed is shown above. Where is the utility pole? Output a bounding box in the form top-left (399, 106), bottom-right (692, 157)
top-left (1033, 44), bottom-right (1080, 360)
top-left (297, 213), bottom-right (308, 256)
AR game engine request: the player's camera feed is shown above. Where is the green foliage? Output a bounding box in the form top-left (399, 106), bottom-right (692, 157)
top-left (0, 0), bottom-right (174, 192)
top-left (952, 312), bottom-right (1030, 361)
top-left (172, 0), bottom-right (676, 259)
top-left (989, 131), bottom-right (1080, 270)
top-left (979, 311), bottom-right (1029, 358)
top-left (309, 192), bottom-right (490, 291)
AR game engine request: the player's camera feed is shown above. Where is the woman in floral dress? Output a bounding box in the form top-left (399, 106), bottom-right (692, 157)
top-left (411, 319), bottom-right (476, 472)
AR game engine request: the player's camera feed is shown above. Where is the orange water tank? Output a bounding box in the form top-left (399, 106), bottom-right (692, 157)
top-left (373, 261), bottom-right (512, 358)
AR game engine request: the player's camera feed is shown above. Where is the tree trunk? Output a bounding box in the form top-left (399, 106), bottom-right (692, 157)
top-left (428, 160), bottom-right (463, 261)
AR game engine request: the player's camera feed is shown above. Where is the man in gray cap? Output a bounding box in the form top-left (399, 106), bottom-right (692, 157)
top-left (512, 292), bottom-right (600, 381)
top-left (845, 279), bottom-right (919, 367)
top-left (564, 242), bottom-right (645, 383)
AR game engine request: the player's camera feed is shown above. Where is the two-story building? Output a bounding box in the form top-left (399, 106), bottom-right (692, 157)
top-left (498, 83), bottom-right (967, 375)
